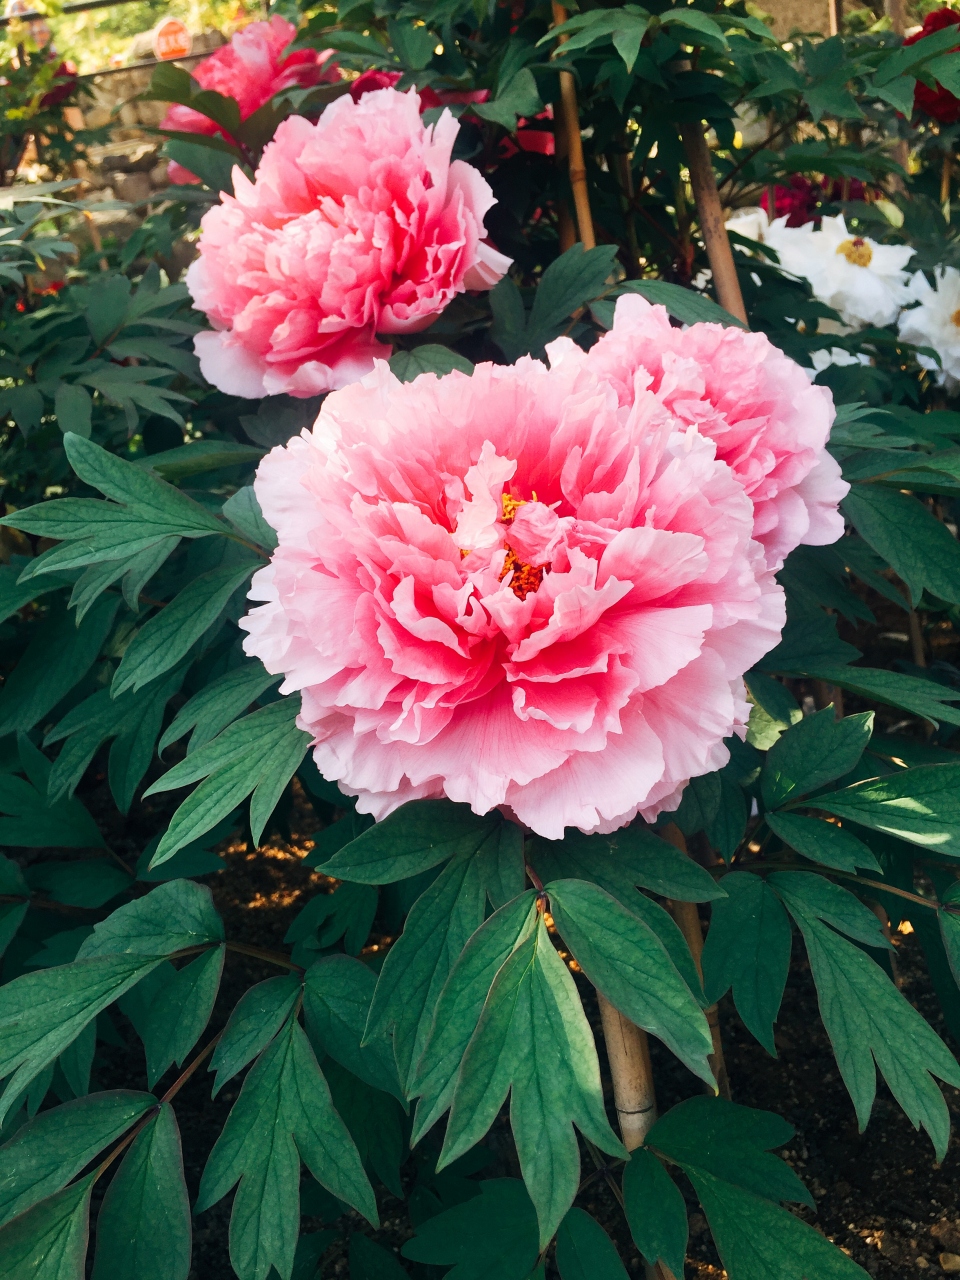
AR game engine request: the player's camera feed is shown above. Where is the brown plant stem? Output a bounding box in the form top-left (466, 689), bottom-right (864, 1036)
top-left (942, 151), bottom-right (953, 208)
top-left (812, 679), bottom-right (845, 719)
top-left (661, 823), bottom-right (731, 1099)
top-left (678, 121), bottom-right (748, 324)
top-left (552, 3), bottom-right (596, 250)
top-left (95, 1033), bottom-right (222, 1182)
top-left (909, 607), bottom-right (928, 668)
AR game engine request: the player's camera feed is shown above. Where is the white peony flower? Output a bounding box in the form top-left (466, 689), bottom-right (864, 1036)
top-left (805, 347), bottom-right (871, 382)
top-left (726, 206), bottom-right (771, 244)
top-left (898, 267), bottom-right (960, 389)
top-left (725, 209), bottom-right (914, 331)
top-left (796, 215), bottom-right (914, 329)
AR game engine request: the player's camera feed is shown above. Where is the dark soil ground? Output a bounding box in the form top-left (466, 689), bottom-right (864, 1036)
top-left (87, 789), bottom-right (960, 1280)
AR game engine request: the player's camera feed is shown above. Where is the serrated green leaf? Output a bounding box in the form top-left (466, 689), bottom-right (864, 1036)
top-left (0, 956), bottom-right (162, 1123)
top-left (649, 1095), bottom-right (810, 1205)
top-left (613, 279), bottom-right (747, 328)
top-left (0, 596), bottom-right (119, 740)
top-left (78, 879), bottom-right (223, 958)
top-left (529, 825), bottom-right (725, 904)
top-left (788, 662), bottom-right (960, 728)
top-left (689, 1171), bottom-right (868, 1280)
top-left (209, 974), bottom-right (301, 1098)
top-left (321, 800), bottom-right (503, 885)
top-left (197, 1018), bottom-right (376, 1280)
top-left (288, 883), bottom-right (378, 958)
top-left (472, 68), bottom-right (542, 130)
top-left (780, 894), bottom-right (960, 1158)
top-left (349, 1233), bottom-right (409, 1278)
top-left (148, 702), bottom-right (310, 865)
top-left (61, 434), bottom-right (227, 535)
top-left (142, 945), bottom-right (224, 1087)
top-left (411, 891), bottom-right (539, 1143)
top-left (24, 860), bottom-right (131, 908)
top-left (0, 768), bottom-right (105, 850)
top-left (54, 383), bottom-right (92, 438)
top-left (401, 1179), bottom-right (539, 1280)
top-left (303, 955), bottom-right (402, 1100)
top-left (814, 764), bottom-right (960, 854)
top-left (762, 708), bottom-right (874, 809)
top-left (222, 487), bottom-right (278, 551)
top-left (112, 562), bottom-right (255, 696)
top-left (765, 812), bottom-right (881, 873)
top-left (365, 845), bottom-right (488, 1091)
top-left (555, 1208), bottom-right (628, 1280)
top-left (768, 872), bottom-right (888, 948)
top-left (701, 872), bottom-right (792, 1056)
top-left (135, 440), bottom-right (261, 481)
top-left (389, 346), bottom-right (474, 382)
top-left (441, 918), bottom-right (624, 1245)
top-left (843, 486), bottom-right (960, 606)
top-left (0, 1174), bottom-right (93, 1280)
top-left (90, 1103), bottom-right (190, 1280)
top-left (547, 879), bottom-right (713, 1082)
top-left (622, 1147), bottom-right (688, 1278)
top-left (0, 1090), bottom-right (154, 1228)
top-left (524, 244), bottom-right (619, 353)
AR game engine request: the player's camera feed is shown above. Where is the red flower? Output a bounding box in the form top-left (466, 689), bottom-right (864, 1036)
top-left (40, 60), bottom-right (78, 110)
top-left (759, 174), bottom-right (820, 227)
top-left (904, 8), bottom-right (960, 124)
top-left (349, 68), bottom-right (489, 111)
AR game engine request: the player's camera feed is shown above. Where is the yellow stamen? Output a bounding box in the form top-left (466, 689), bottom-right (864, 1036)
top-left (836, 237), bottom-right (873, 268)
top-left (501, 494), bottom-right (526, 522)
top-left (500, 547), bottom-right (544, 599)
top-left (951, 308), bottom-right (960, 328)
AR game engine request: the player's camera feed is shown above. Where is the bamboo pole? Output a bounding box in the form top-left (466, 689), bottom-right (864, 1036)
top-left (551, 3), bottom-right (596, 250)
top-left (597, 993), bottom-right (658, 1149)
top-left (884, 0), bottom-right (905, 37)
top-left (829, 0), bottom-right (842, 36)
top-left (596, 994), bottom-right (676, 1280)
top-left (678, 120), bottom-right (748, 324)
top-left (661, 823), bottom-right (732, 1099)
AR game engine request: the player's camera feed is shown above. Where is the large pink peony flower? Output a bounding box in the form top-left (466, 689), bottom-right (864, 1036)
top-left (240, 349), bottom-right (789, 839)
top-left (187, 87), bottom-right (512, 398)
top-left (580, 295), bottom-right (848, 569)
top-left (161, 17), bottom-right (339, 185)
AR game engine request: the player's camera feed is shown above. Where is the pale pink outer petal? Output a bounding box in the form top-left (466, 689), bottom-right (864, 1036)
top-left (585, 294), bottom-right (846, 569)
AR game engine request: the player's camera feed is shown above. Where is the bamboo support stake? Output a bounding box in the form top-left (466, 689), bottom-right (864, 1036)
top-left (597, 993), bottom-right (658, 1149)
top-left (884, 0), bottom-right (905, 37)
top-left (678, 121), bottom-right (748, 324)
top-left (552, 3), bottom-right (596, 250)
top-left (661, 823), bottom-right (732, 1099)
top-left (829, 0), bottom-right (843, 36)
top-left (942, 152), bottom-right (953, 212)
top-left (596, 994), bottom-right (676, 1280)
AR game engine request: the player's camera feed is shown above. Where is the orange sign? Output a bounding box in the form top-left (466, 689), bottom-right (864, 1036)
top-left (152, 19), bottom-right (192, 61)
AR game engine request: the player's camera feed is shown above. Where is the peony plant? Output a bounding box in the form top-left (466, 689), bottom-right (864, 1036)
top-left (6, 7), bottom-right (960, 1280)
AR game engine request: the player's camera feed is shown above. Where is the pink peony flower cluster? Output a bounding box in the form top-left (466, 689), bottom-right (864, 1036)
top-left (240, 297), bottom-right (848, 838)
top-left (187, 87), bottom-right (511, 398)
top-left (161, 17), bottom-right (339, 185)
